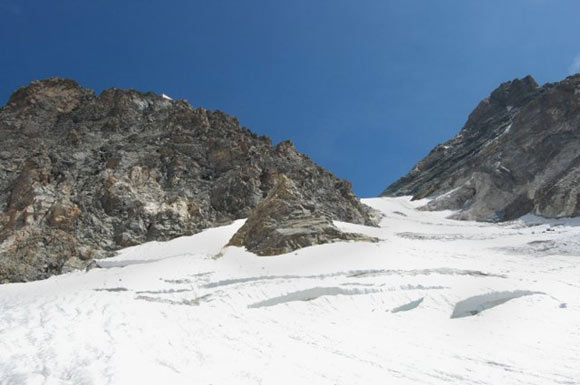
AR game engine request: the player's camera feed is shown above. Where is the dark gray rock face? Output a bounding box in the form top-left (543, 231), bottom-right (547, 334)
top-left (228, 175), bottom-right (377, 255)
top-left (382, 74), bottom-right (580, 221)
top-left (0, 78), bottom-right (377, 283)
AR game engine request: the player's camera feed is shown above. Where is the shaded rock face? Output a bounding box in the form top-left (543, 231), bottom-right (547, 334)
top-left (0, 78), bottom-right (377, 283)
top-left (382, 74), bottom-right (580, 221)
top-left (228, 175), bottom-right (377, 255)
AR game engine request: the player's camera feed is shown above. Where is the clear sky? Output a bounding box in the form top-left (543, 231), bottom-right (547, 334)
top-left (1, 1), bottom-right (580, 197)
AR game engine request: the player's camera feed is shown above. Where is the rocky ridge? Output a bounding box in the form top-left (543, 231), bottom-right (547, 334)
top-left (0, 78), bottom-right (377, 283)
top-left (383, 74), bottom-right (580, 221)
top-left (228, 174), bottom-right (378, 255)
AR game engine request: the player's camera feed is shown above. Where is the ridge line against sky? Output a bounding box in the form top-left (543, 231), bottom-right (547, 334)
top-left (1, 0), bottom-right (580, 196)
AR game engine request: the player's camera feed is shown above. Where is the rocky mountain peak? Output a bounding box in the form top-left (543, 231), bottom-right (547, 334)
top-left (489, 75), bottom-right (539, 106)
top-left (3, 78), bottom-right (95, 136)
top-left (0, 78), bottom-right (377, 283)
top-left (7, 77), bottom-right (92, 108)
top-left (383, 73), bottom-right (580, 222)
top-left (459, 75), bottom-right (539, 140)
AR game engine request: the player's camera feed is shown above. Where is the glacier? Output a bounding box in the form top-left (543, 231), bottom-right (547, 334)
top-left (0, 197), bottom-right (578, 385)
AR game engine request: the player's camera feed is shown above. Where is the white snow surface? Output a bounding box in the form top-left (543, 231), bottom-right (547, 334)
top-left (1, 197), bottom-right (579, 385)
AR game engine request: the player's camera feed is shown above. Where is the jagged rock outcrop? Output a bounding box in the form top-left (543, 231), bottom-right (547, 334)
top-left (0, 78), bottom-right (377, 283)
top-left (382, 74), bottom-right (580, 221)
top-left (228, 175), bottom-right (377, 255)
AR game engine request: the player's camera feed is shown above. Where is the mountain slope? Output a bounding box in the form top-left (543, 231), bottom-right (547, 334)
top-left (0, 78), bottom-right (376, 283)
top-left (382, 74), bottom-right (580, 221)
top-left (0, 197), bottom-right (578, 384)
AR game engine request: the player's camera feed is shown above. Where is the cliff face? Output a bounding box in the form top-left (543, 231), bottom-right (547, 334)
top-left (383, 74), bottom-right (580, 222)
top-left (0, 78), bottom-right (377, 283)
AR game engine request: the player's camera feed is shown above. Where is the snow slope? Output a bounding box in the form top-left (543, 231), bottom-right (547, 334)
top-left (1, 197), bottom-right (579, 385)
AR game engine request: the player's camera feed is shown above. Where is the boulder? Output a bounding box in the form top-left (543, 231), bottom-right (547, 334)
top-left (228, 175), bottom-right (378, 255)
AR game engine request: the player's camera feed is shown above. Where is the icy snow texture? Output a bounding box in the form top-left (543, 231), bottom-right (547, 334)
top-left (0, 197), bottom-right (579, 384)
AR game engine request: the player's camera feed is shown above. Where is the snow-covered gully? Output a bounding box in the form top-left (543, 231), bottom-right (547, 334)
top-left (1, 197), bottom-right (578, 385)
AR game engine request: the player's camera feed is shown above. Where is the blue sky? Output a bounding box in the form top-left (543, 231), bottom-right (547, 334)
top-left (1, 1), bottom-right (580, 197)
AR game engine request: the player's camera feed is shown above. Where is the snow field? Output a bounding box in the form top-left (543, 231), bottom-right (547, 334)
top-left (0, 197), bottom-right (579, 385)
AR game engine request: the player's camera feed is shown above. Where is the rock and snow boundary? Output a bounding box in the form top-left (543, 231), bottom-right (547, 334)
top-left (0, 197), bottom-right (579, 385)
